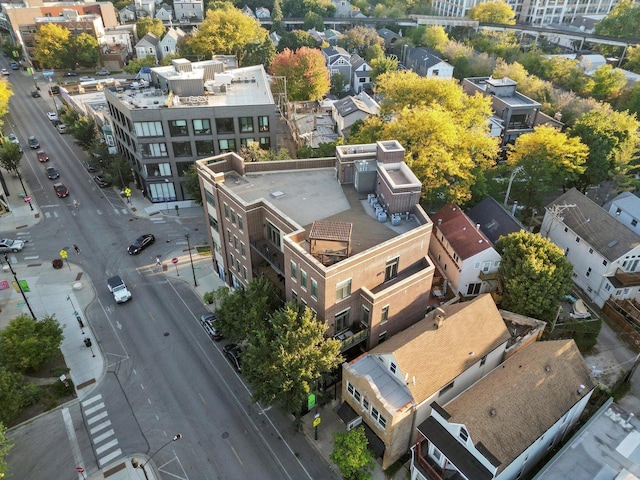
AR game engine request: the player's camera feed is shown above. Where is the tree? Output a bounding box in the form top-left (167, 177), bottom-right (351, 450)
top-left (185, 5), bottom-right (268, 67)
top-left (183, 164), bottom-right (202, 204)
top-left (67, 33), bottom-right (100, 68)
top-left (623, 45), bottom-right (640, 74)
top-left (0, 142), bottom-right (23, 173)
top-left (277, 31), bottom-right (318, 53)
top-left (98, 150), bottom-right (134, 189)
top-left (0, 369), bottom-right (27, 424)
top-left (467, 1), bottom-right (516, 24)
top-left (0, 76), bottom-right (13, 127)
top-left (303, 11), bottom-right (324, 31)
top-left (506, 125), bottom-right (588, 211)
top-left (239, 142), bottom-right (291, 161)
top-left (330, 72), bottom-right (348, 95)
top-left (242, 304), bottom-right (343, 422)
top-left (338, 26), bottom-right (384, 59)
top-left (243, 37), bottom-right (276, 69)
top-left (136, 17), bottom-right (165, 39)
top-left (0, 422), bottom-right (12, 477)
top-left (123, 55), bottom-right (158, 74)
top-left (496, 231), bottom-right (573, 323)
top-left (421, 25), bottom-right (449, 50)
top-left (33, 23), bottom-right (70, 69)
top-left (71, 117), bottom-right (97, 149)
top-left (569, 107), bottom-right (640, 193)
top-left (369, 55), bottom-right (398, 82)
top-left (214, 276), bottom-right (282, 343)
top-left (0, 314), bottom-right (64, 373)
top-left (330, 426), bottom-right (374, 480)
top-left (590, 64), bottom-right (627, 101)
top-left (271, 0), bottom-right (285, 35)
top-left (269, 47), bottom-right (330, 101)
top-left (594, 0), bottom-right (640, 38)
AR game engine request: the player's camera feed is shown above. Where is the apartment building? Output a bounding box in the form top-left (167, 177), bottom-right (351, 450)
top-left (196, 140), bottom-right (437, 352)
top-left (105, 58), bottom-right (277, 203)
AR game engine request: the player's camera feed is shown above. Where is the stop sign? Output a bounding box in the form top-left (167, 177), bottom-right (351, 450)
top-left (24, 196), bottom-right (31, 202)
top-left (171, 257), bottom-right (179, 264)
top-left (75, 467), bottom-right (85, 473)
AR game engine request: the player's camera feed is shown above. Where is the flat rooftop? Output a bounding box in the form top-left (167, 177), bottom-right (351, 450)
top-left (225, 168), bottom-right (421, 256)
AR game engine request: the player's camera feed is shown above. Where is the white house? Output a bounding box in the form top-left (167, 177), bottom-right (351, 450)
top-left (255, 7), bottom-right (270, 18)
top-left (155, 4), bottom-right (173, 22)
top-left (350, 54), bottom-right (371, 93)
top-left (332, 91), bottom-right (379, 137)
top-left (429, 203), bottom-right (502, 298)
top-left (401, 46), bottom-right (454, 80)
top-left (411, 340), bottom-right (594, 480)
top-left (541, 188), bottom-right (640, 308)
top-left (604, 191), bottom-right (640, 235)
top-left (118, 4), bottom-right (137, 23)
top-left (159, 27), bottom-right (186, 58)
top-left (135, 0), bottom-right (155, 18)
top-left (135, 32), bottom-right (161, 62)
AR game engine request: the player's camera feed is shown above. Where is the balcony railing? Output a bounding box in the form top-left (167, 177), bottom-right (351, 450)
top-left (335, 328), bottom-right (368, 352)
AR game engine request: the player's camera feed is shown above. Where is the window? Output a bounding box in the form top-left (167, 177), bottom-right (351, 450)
top-left (227, 229), bottom-right (232, 245)
top-left (381, 306), bottom-right (389, 324)
top-left (335, 309), bottom-right (350, 332)
top-left (378, 331), bottom-right (387, 343)
top-left (586, 267), bottom-right (591, 277)
top-left (362, 398), bottom-right (369, 411)
top-left (169, 119), bottom-right (188, 136)
top-left (205, 190), bottom-right (216, 208)
top-left (291, 290), bottom-right (298, 303)
top-left (389, 362), bottom-right (397, 374)
top-left (193, 119), bottom-right (211, 135)
top-left (633, 219), bottom-right (638, 227)
top-left (290, 261), bottom-right (298, 280)
top-left (258, 116), bottom-right (270, 132)
top-left (196, 140), bottom-right (215, 156)
top-left (564, 227), bottom-right (568, 232)
top-left (218, 138), bottom-right (236, 152)
top-left (173, 141), bottom-right (192, 157)
top-left (466, 283), bottom-right (481, 296)
top-left (224, 203), bottom-right (229, 219)
top-left (361, 305), bottom-right (370, 326)
top-left (243, 266), bottom-right (248, 280)
top-left (134, 121), bottom-right (163, 137)
top-left (385, 257), bottom-right (399, 281)
top-left (589, 248), bottom-right (594, 254)
top-left (616, 208), bottom-right (622, 215)
top-left (371, 408), bottom-right (386, 430)
top-left (480, 355), bottom-right (487, 366)
top-left (603, 260), bottom-right (608, 266)
top-left (140, 143), bottom-right (168, 158)
top-left (482, 261), bottom-right (491, 273)
top-left (209, 216), bottom-right (218, 232)
top-left (241, 137), bottom-right (256, 147)
top-left (347, 381), bottom-right (354, 396)
top-left (301, 270), bottom-right (307, 289)
top-left (239, 116), bottom-right (254, 133)
top-left (231, 210), bottom-right (236, 225)
top-left (440, 381), bottom-right (454, 396)
top-left (459, 428), bottom-right (469, 442)
top-left (311, 279), bottom-right (318, 300)
top-left (215, 118), bottom-right (235, 134)
top-left (233, 236), bottom-right (238, 250)
top-left (238, 215), bottom-right (243, 231)
top-left (230, 253), bottom-right (235, 269)
top-left (259, 137), bottom-right (271, 149)
top-left (576, 236), bottom-right (580, 243)
top-left (336, 279), bottom-right (351, 301)
top-left (241, 242), bottom-right (246, 257)
top-left (267, 221), bottom-right (281, 248)
top-left (605, 283), bottom-right (612, 291)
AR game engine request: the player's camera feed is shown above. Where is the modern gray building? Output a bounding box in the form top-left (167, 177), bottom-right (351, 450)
top-left (105, 58), bottom-right (277, 203)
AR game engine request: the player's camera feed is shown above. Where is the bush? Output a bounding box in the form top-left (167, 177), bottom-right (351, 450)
top-left (52, 259), bottom-right (63, 269)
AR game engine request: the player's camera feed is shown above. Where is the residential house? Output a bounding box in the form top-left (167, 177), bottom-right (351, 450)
top-left (541, 188), bottom-right (640, 308)
top-left (323, 45), bottom-right (351, 82)
top-left (102, 25), bottom-right (136, 69)
top-left (197, 140), bottom-right (438, 352)
top-left (135, 32), bottom-right (161, 62)
top-left (255, 7), bottom-right (270, 19)
top-left (159, 27), bottom-right (186, 59)
top-left (155, 4), bottom-right (173, 22)
top-left (241, 5), bottom-right (255, 17)
top-left (401, 47), bottom-right (453, 80)
top-left (534, 399), bottom-right (640, 479)
top-left (332, 0), bottom-right (360, 17)
top-left (323, 28), bottom-right (342, 46)
top-left (350, 54), bottom-right (372, 94)
top-left (466, 196), bottom-right (524, 245)
top-left (429, 203), bottom-right (502, 298)
top-left (340, 294), bottom-right (513, 469)
top-left (604, 191), bottom-right (640, 236)
top-left (463, 76), bottom-right (563, 147)
top-left (411, 340), bottom-right (594, 480)
top-left (269, 31), bottom-right (281, 48)
top-left (118, 4), bottom-right (137, 23)
top-left (134, 0), bottom-right (155, 18)
top-left (332, 92), bottom-right (379, 138)
top-left (173, 0), bottom-right (204, 22)
top-left (377, 27), bottom-right (400, 51)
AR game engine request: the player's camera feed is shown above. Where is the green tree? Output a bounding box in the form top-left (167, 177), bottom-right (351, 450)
top-left (496, 231), bottom-right (573, 323)
top-left (590, 64), bottom-right (627, 101)
top-left (467, 1), bottom-right (516, 24)
top-left (369, 55), bottom-right (398, 82)
top-left (136, 17), bottom-right (165, 39)
top-left (0, 369), bottom-right (27, 424)
top-left (185, 5), bottom-right (268, 66)
top-left (623, 45), bottom-right (640, 74)
top-left (506, 125), bottom-right (588, 211)
top-left (182, 164), bottom-right (202, 204)
top-left (277, 31), bottom-right (318, 53)
top-left (330, 72), bottom-right (348, 95)
top-left (0, 142), bottom-right (23, 173)
top-left (594, 0), bottom-right (640, 38)
top-left (0, 314), bottom-right (64, 373)
top-left (240, 142), bottom-right (291, 161)
top-left (296, 141), bottom-right (338, 158)
top-left (303, 11), bottom-right (324, 31)
top-left (269, 47), bottom-right (330, 101)
top-left (338, 26), bottom-right (384, 59)
top-left (243, 304), bottom-right (343, 422)
top-left (0, 72), bottom-right (12, 127)
top-left (67, 33), bottom-right (100, 68)
top-left (214, 277), bottom-right (282, 343)
top-left (243, 37), bottom-right (277, 69)
top-left (33, 23), bottom-right (70, 69)
top-left (271, 0), bottom-right (285, 35)
top-left (569, 107), bottom-right (640, 193)
top-left (71, 117), bottom-right (97, 149)
top-left (330, 426), bottom-right (374, 480)
top-left (123, 55), bottom-right (158, 74)
top-left (0, 422), bottom-right (12, 477)
top-left (615, 81), bottom-right (640, 118)
top-left (98, 151), bottom-right (134, 189)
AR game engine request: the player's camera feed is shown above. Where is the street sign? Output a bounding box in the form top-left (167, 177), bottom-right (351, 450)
top-left (59, 249), bottom-right (68, 259)
top-left (75, 467), bottom-right (84, 473)
top-left (171, 257), bottom-right (179, 264)
top-left (313, 416), bottom-right (321, 427)
top-left (124, 187), bottom-right (132, 197)
top-left (308, 393), bottom-right (316, 410)
top-left (42, 70), bottom-right (54, 78)
top-left (24, 195), bottom-right (31, 202)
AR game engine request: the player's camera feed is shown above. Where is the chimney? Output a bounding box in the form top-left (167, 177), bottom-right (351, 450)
top-left (437, 218), bottom-right (442, 225)
top-left (577, 384), bottom-right (586, 395)
top-left (434, 308), bottom-right (445, 328)
top-left (476, 223), bottom-right (481, 231)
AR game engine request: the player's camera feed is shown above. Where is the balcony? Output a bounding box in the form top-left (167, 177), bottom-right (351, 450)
top-left (336, 328), bottom-right (368, 352)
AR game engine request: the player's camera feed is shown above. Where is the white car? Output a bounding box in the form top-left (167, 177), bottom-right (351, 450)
top-left (1, 68), bottom-right (9, 76)
top-left (0, 238), bottom-right (25, 253)
top-left (79, 76), bottom-right (96, 82)
top-left (7, 133), bottom-right (18, 144)
top-left (47, 111), bottom-right (59, 122)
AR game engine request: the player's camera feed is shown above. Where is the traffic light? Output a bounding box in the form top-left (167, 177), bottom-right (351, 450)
top-left (84, 338), bottom-right (92, 348)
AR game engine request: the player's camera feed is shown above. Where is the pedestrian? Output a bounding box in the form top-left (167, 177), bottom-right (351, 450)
top-left (73, 199), bottom-right (79, 210)
top-left (155, 256), bottom-right (162, 267)
top-left (73, 244), bottom-right (80, 255)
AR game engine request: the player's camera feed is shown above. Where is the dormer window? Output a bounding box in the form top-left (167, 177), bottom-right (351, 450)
top-left (459, 427), bottom-right (469, 442)
top-left (390, 362), bottom-right (397, 374)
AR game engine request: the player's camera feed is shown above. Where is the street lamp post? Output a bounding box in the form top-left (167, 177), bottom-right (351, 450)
top-left (133, 434), bottom-right (182, 479)
top-left (164, 178), bottom-right (170, 213)
top-left (3, 254), bottom-right (36, 320)
top-left (185, 234), bottom-right (197, 287)
top-left (504, 166), bottom-right (524, 207)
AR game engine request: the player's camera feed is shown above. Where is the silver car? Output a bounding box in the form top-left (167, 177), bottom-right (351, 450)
top-left (0, 238), bottom-right (25, 253)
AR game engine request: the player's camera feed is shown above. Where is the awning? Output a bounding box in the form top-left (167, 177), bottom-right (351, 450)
top-left (336, 402), bottom-right (386, 458)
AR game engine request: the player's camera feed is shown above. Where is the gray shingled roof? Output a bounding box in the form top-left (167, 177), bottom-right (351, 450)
top-left (545, 188), bottom-right (640, 261)
top-left (466, 196), bottom-right (524, 245)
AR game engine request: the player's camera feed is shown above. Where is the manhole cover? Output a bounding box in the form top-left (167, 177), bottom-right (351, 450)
top-left (222, 432), bottom-right (229, 439)
top-left (164, 332), bottom-right (169, 336)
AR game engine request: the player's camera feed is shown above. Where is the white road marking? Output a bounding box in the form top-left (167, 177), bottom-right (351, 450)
top-left (84, 402), bottom-right (105, 416)
top-left (96, 438), bottom-right (119, 455)
top-left (62, 408), bottom-right (85, 473)
top-left (93, 429), bottom-right (115, 444)
top-left (23, 256), bottom-right (39, 260)
top-left (98, 448), bottom-right (122, 466)
top-left (81, 394), bottom-right (102, 408)
top-left (87, 411), bottom-right (108, 425)
top-left (89, 420), bottom-right (112, 435)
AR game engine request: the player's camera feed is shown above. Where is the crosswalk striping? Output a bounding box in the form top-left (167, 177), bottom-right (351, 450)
top-left (89, 420), bottom-right (111, 435)
top-left (81, 394), bottom-right (123, 468)
top-left (86, 411), bottom-right (108, 425)
top-left (93, 429), bottom-right (115, 444)
top-left (84, 402), bottom-right (105, 416)
top-left (95, 438), bottom-right (119, 455)
top-left (81, 394), bottom-right (102, 407)
top-left (98, 449), bottom-right (123, 467)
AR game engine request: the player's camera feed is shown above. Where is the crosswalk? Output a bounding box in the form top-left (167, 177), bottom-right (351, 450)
top-left (81, 394), bottom-right (123, 467)
top-left (43, 207), bottom-right (130, 218)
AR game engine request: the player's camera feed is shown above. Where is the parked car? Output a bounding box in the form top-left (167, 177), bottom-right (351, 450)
top-left (47, 111), bottom-right (59, 122)
top-left (56, 123), bottom-right (67, 134)
top-left (200, 313), bottom-right (223, 341)
top-left (79, 76), bottom-right (95, 82)
top-left (30, 90), bottom-right (41, 98)
top-left (83, 161), bottom-right (96, 172)
top-left (223, 343), bottom-right (242, 372)
top-left (0, 238), bottom-right (25, 253)
top-left (10, 62), bottom-right (18, 70)
top-left (1, 68), bottom-right (9, 76)
top-left (7, 133), bottom-right (18, 144)
top-left (93, 175), bottom-right (111, 188)
top-left (64, 71), bottom-right (78, 77)
top-left (36, 150), bottom-right (49, 162)
top-left (49, 85), bottom-right (60, 95)
top-left (53, 182), bottom-right (69, 198)
top-left (96, 69), bottom-right (110, 76)
top-left (127, 234), bottom-right (155, 255)
top-left (46, 166), bottom-right (59, 179)
top-left (28, 136), bottom-right (40, 149)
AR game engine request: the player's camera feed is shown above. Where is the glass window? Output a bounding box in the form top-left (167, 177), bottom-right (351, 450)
top-left (219, 138), bottom-right (236, 153)
top-left (215, 118), bottom-right (235, 134)
top-left (243, 266), bottom-right (248, 280)
top-left (169, 119), bottom-right (188, 136)
top-left (241, 242), bottom-right (246, 257)
top-left (205, 190), bottom-right (215, 207)
top-left (259, 137), bottom-right (271, 149)
top-left (193, 119), bottom-right (211, 135)
top-left (241, 137), bottom-right (256, 146)
top-left (140, 143), bottom-right (168, 158)
top-left (148, 181), bottom-right (176, 202)
top-left (311, 279), bottom-right (318, 299)
top-left (231, 210), bottom-right (236, 225)
top-left (173, 141), bottom-right (192, 157)
top-left (381, 306), bottom-right (389, 324)
top-left (385, 257), bottom-right (399, 281)
top-left (259, 116), bottom-right (270, 132)
top-left (196, 140), bottom-right (215, 156)
top-left (336, 279), bottom-right (351, 301)
top-left (291, 290), bottom-right (298, 303)
top-left (227, 229), bottom-right (232, 244)
top-left (176, 161), bottom-right (193, 176)
top-left (361, 305), bottom-right (370, 326)
top-left (335, 309), bottom-right (350, 331)
top-left (300, 270), bottom-right (307, 289)
top-left (209, 215), bottom-right (218, 232)
top-left (134, 121), bottom-right (163, 137)
top-left (290, 261), bottom-right (298, 280)
top-left (224, 203), bottom-right (229, 219)
top-left (238, 215), bottom-right (243, 231)
top-left (239, 116), bottom-right (254, 133)
top-left (141, 162), bottom-right (171, 177)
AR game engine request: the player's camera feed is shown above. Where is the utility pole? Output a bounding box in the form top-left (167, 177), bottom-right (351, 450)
top-left (4, 253), bottom-right (36, 320)
top-left (541, 203), bottom-right (576, 238)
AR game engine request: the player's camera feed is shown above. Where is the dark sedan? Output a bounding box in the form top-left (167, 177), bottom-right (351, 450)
top-left (93, 175), bottom-right (111, 188)
top-left (223, 343), bottom-right (242, 372)
top-left (127, 234), bottom-right (155, 255)
top-left (53, 182), bottom-right (69, 198)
